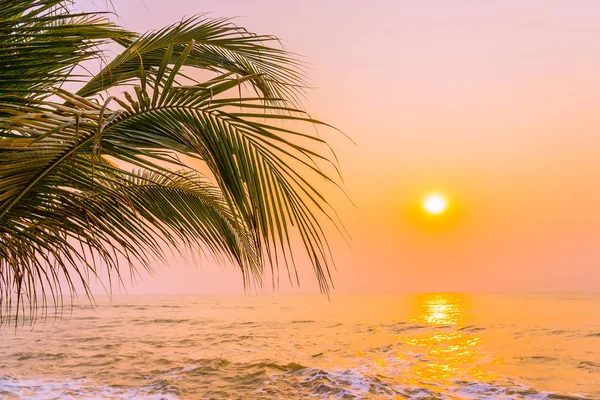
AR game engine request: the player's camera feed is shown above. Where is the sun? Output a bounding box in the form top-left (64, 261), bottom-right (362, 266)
top-left (422, 193), bottom-right (448, 215)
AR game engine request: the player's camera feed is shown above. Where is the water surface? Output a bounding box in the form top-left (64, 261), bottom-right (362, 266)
top-left (1, 293), bottom-right (599, 399)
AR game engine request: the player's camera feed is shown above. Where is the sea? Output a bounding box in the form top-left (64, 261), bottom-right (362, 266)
top-left (0, 293), bottom-right (599, 399)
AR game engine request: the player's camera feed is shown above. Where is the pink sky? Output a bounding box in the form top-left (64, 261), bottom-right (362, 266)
top-left (83, 0), bottom-right (600, 294)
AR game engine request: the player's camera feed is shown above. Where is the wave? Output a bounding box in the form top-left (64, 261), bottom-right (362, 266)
top-left (576, 361), bottom-right (600, 372)
top-left (584, 331), bottom-right (600, 337)
top-left (13, 352), bottom-right (68, 362)
top-left (0, 376), bottom-right (179, 400)
top-left (2, 359), bottom-right (592, 400)
top-left (143, 357), bottom-right (591, 399)
top-left (458, 324), bottom-right (486, 332)
top-left (519, 355), bottom-right (560, 364)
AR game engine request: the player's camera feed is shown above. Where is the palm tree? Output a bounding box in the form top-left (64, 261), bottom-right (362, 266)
top-left (0, 0), bottom-right (343, 323)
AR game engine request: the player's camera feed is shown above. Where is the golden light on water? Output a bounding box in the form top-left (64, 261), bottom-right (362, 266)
top-left (412, 293), bottom-right (465, 325)
top-left (399, 294), bottom-right (496, 388)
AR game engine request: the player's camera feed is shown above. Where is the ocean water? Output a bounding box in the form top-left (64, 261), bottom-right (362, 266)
top-left (1, 293), bottom-right (599, 399)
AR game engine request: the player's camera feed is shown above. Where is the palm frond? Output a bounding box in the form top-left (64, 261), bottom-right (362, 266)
top-left (77, 15), bottom-right (306, 104)
top-left (0, 0), bottom-right (131, 101)
top-left (0, 0), bottom-right (345, 324)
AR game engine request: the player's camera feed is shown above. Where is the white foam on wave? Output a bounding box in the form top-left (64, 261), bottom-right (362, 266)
top-left (296, 363), bottom-right (587, 400)
top-left (454, 381), bottom-right (587, 400)
top-left (300, 367), bottom-right (397, 398)
top-left (315, 368), bottom-right (371, 394)
top-left (0, 376), bottom-right (180, 400)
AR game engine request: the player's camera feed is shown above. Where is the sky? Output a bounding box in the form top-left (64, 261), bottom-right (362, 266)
top-left (83, 0), bottom-right (600, 294)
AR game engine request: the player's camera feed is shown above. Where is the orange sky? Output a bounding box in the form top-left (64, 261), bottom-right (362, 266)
top-left (83, 0), bottom-right (600, 294)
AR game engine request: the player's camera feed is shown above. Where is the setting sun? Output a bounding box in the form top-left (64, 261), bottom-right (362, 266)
top-left (422, 193), bottom-right (448, 215)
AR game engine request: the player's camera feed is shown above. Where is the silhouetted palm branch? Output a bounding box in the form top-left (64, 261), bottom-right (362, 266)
top-left (0, 0), bottom-right (343, 324)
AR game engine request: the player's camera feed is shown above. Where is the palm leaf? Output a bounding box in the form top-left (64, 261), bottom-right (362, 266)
top-left (0, 0), bottom-right (132, 101)
top-left (0, 0), bottom-right (344, 324)
top-left (77, 15), bottom-right (305, 103)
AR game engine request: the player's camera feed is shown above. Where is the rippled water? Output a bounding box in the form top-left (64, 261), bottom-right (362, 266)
top-left (1, 293), bottom-right (599, 399)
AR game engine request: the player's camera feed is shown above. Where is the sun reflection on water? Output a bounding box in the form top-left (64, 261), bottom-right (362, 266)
top-left (398, 293), bottom-right (495, 388)
top-left (411, 293), bottom-right (466, 325)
